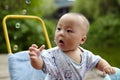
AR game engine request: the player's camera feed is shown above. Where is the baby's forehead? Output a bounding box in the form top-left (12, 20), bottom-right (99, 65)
top-left (62, 13), bottom-right (90, 34)
top-left (59, 13), bottom-right (89, 27)
top-left (62, 14), bottom-right (87, 23)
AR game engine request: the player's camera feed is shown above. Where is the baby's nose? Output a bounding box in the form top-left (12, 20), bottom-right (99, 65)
top-left (59, 30), bottom-right (65, 36)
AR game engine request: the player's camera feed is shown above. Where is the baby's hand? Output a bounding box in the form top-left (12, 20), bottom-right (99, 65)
top-left (103, 66), bottom-right (116, 76)
top-left (29, 44), bottom-right (45, 61)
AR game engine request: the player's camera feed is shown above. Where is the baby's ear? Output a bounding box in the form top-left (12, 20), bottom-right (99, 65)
top-left (80, 36), bottom-right (86, 45)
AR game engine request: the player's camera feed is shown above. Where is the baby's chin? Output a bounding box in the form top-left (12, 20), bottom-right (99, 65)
top-left (58, 47), bottom-right (76, 52)
top-left (57, 46), bottom-right (68, 52)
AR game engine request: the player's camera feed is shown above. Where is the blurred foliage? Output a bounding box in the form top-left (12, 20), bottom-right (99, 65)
top-left (44, 19), bottom-right (57, 46)
top-left (88, 13), bottom-right (120, 47)
top-left (0, 0), bottom-right (56, 53)
top-left (72, 0), bottom-right (120, 67)
top-left (41, 0), bottom-right (56, 17)
top-left (73, 0), bottom-right (120, 21)
top-left (72, 0), bottom-right (120, 47)
top-left (6, 19), bottom-right (47, 52)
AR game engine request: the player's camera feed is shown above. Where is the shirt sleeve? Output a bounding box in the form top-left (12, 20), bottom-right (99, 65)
top-left (40, 50), bottom-right (57, 74)
top-left (40, 50), bottom-right (51, 73)
top-left (86, 50), bottom-right (101, 71)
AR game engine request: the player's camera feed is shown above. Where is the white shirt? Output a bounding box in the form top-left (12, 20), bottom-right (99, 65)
top-left (41, 47), bottom-right (101, 80)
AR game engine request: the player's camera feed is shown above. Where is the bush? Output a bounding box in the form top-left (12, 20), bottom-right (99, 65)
top-left (72, 0), bottom-right (120, 47)
top-left (87, 13), bottom-right (120, 47)
top-left (0, 0), bottom-right (56, 53)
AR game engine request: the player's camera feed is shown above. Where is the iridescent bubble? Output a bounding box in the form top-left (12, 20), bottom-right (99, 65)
top-left (15, 23), bottom-right (21, 29)
top-left (13, 44), bottom-right (18, 51)
top-left (26, 0), bottom-right (31, 4)
top-left (22, 9), bottom-right (27, 15)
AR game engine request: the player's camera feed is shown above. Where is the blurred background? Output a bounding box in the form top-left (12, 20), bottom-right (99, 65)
top-left (0, 0), bottom-right (120, 68)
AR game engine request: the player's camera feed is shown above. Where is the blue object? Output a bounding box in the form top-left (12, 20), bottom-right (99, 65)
top-left (8, 51), bottom-right (46, 80)
top-left (103, 67), bottom-right (120, 80)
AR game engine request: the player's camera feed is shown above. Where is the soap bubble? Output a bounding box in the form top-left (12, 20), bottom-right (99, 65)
top-left (13, 44), bottom-right (18, 51)
top-left (22, 9), bottom-right (27, 15)
top-left (14, 35), bottom-right (17, 40)
top-left (26, 0), bottom-right (31, 4)
top-left (15, 23), bottom-right (21, 29)
top-left (4, 5), bottom-right (9, 10)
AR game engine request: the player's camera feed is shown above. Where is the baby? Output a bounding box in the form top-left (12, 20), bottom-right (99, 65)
top-left (29, 13), bottom-right (115, 80)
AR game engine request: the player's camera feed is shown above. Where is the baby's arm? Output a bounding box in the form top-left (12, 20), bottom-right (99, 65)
top-left (29, 44), bottom-right (45, 69)
top-left (96, 58), bottom-right (115, 75)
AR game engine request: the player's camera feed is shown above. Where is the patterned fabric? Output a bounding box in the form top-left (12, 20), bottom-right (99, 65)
top-left (8, 51), bottom-right (46, 80)
top-left (41, 47), bottom-right (101, 80)
top-left (103, 67), bottom-right (120, 80)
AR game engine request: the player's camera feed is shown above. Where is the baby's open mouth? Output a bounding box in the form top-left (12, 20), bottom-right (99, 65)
top-left (59, 40), bottom-right (64, 44)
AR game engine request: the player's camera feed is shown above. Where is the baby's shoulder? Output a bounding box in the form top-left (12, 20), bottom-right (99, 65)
top-left (46, 47), bottom-right (60, 53)
top-left (41, 47), bottom-right (60, 56)
top-left (79, 46), bottom-right (93, 54)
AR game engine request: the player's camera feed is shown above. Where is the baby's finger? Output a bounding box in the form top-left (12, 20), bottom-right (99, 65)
top-left (29, 52), bottom-right (37, 56)
top-left (29, 52), bottom-right (38, 61)
top-left (39, 45), bottom-right (45, 51)
top-left (32, 44), bottom-right (38, 48)
top-left (109, 68), bottom-right (116, 74)
top-left (105, 68), bottom-right (115, 74)
top-left (111, 68), bottom-right (116, 74)
top-left (29, 46), bottom-right (35, 52)
top-left (106, 69), bottom-right (111, 74)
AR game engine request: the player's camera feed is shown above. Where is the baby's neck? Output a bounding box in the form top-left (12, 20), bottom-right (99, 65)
top-left (63, 47), bottom-right (82, 64)
top-left (63, 47), bottom-right (82, 54)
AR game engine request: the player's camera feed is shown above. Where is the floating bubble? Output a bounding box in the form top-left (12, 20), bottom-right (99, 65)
top-left (22, 9), bottom-right (27, 15)
top-left (4, 5), bottom-right (9, 10)
top-left (13, 44), bottom-right (18, 51)
top-left (15, 23), bottom-right (21, 29)
top-left (26, 0), bottom-right (31, 4)
top-left (14, 35), bottom-right (17, 40)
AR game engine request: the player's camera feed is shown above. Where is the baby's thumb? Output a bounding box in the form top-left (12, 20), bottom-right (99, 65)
top-left (39, 45), bottom-right (45, 52)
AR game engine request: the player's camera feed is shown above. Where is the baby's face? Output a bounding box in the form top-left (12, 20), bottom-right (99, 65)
top-left (54, 14), bottom-right (87, 52)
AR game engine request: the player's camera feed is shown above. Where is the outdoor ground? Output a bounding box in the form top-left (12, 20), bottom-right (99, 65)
top-left (0, 54), bottom-right (104, 80)
top-left (0, 54), bottom-right (9, 80)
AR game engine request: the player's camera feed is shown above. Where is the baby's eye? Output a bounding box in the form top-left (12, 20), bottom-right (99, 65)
top-left (67, 29), bottom-right (72, 33)
top-left (57, 27), bottom-right (61, 31)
